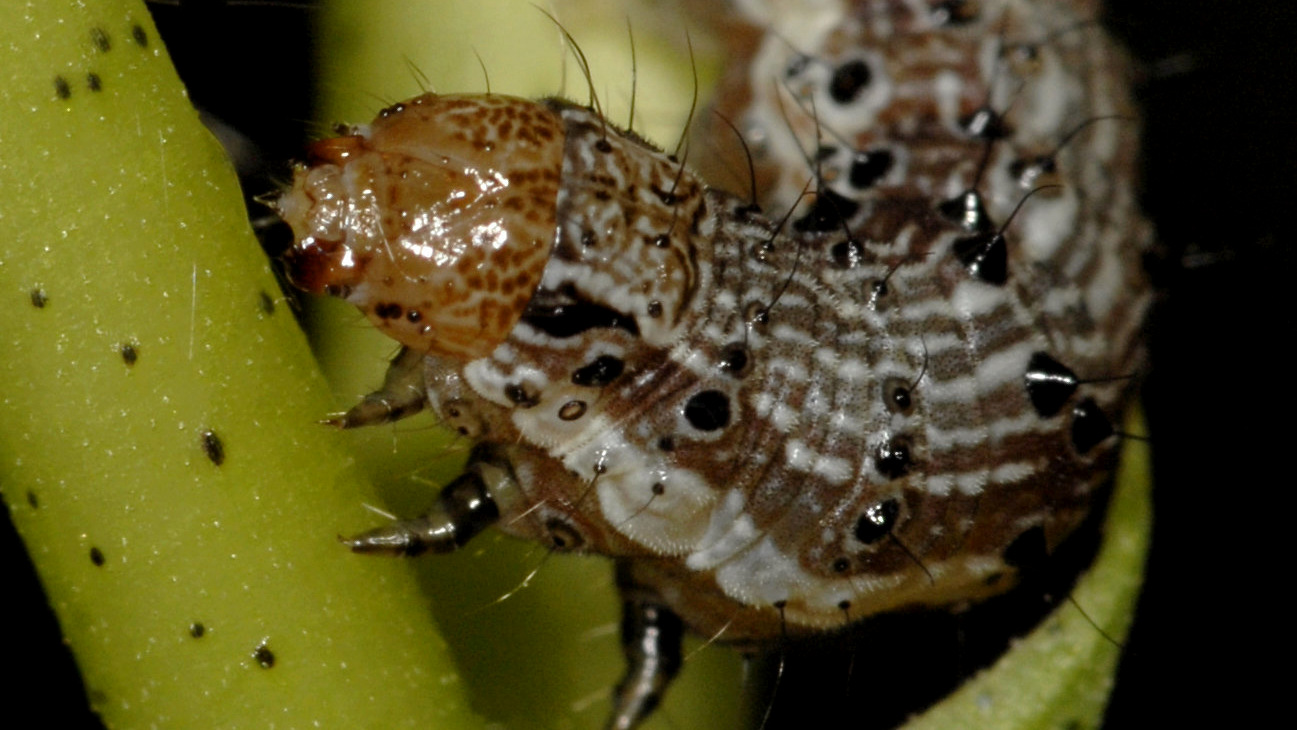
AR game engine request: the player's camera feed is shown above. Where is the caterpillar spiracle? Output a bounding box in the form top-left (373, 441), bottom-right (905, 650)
top-left (273, 0), bottom-right (1151, 727)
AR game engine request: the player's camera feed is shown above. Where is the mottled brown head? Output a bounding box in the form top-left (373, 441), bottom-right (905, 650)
top-left (276, 93), bottom-right (565, 359)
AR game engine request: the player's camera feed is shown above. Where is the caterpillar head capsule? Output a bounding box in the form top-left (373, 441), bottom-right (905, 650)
top-left (276, 93), bottom-right (565, 359)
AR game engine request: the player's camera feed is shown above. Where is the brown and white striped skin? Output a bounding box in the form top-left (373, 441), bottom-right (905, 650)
top-left (613, 0), bottom-right (1153, 642)
top-left (277, 0), bottom-right (1150, 722)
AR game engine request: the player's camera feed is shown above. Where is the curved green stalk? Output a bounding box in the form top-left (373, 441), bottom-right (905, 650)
top-left (0, 2), bottom-right (480, 728)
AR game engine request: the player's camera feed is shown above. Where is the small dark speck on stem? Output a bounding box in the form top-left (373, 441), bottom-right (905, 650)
top-left (90, 27), bottom-right (111, 53)
top-left (253, 642), bottom-right (275, 668)
top-left (201, 430), bottom-right (225, 466)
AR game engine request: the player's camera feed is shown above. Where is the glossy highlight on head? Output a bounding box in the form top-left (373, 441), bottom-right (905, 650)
top-left (276, 93), bottom-right (565, 359)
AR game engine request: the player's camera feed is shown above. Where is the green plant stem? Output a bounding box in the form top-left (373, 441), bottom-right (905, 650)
top-left (0, 1), bottom-right (481, 727)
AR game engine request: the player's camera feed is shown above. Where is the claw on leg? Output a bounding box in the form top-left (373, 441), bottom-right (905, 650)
top-left (343, 471), bottom-right (500, 556)
top-left (324, 346), bottom-right (428, 428)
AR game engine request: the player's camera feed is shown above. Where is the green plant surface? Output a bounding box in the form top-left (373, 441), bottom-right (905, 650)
top-left (0, 1), bottom-right (480, 728)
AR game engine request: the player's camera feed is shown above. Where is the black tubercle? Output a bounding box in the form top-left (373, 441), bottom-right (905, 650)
top-left (374, 302), bottom-right (403, 319)
top-left (874, 436), bottom-right (913, 479)
top-left (1070, 398), bottom-right (1115, 453)
top-left (939, 189), bottom-right (993, 233)
top-left (1003, 525), bottom-right (1048, 570)
top-left (883, 377), bottom-right (914, 414)
top-left (830, 238), bottom-right (866, 269)
top-left (931, 0), bottom-right (980, 26)
top-left (1010, 155), bottom-right (1057, 189)
top-left (572, 355), bottom-right (626, 387)
top-left (849, 149), bottom-right (894, 189)
top-left (960, 106), bottom-right (1010, 141)
top-left (829, 59), bottom-right (872, 104)
top-left (683, 390), bottom-right (731, 432)
top-left (952, 231), bottom-right (1009, 285)
top-left (1024, 352), bottom-right (1079, 417)
top-left (793, 188), bottom-right (861, 233)
top-left (522, 286), bottom-right (640, 339)
top-left (558, 400), bottom-right (587, 421)
top-left (854, 498), bottom-right (900, 544)
top-left (545, 518), bottom-right (584, 551)
top-left (505, 383), bottom-right (541, 408)
top-left (718, 343), bottom-right (752, 377)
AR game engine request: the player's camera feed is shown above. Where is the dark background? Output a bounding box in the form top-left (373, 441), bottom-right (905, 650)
top-left (4, 1), bottom-right (1291, 726)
